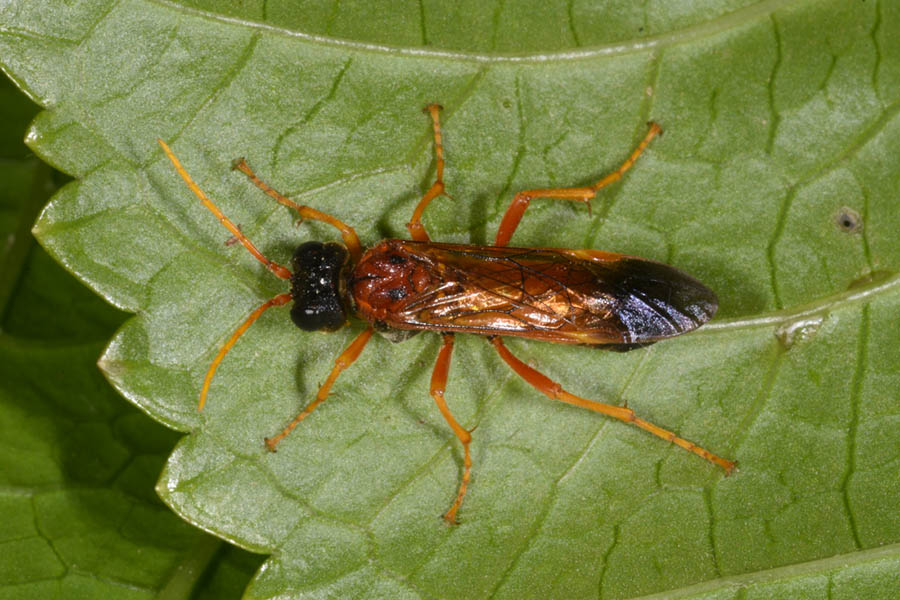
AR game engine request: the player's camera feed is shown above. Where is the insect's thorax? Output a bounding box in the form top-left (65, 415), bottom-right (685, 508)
top-left (350, 240), bottom-right (439, 327)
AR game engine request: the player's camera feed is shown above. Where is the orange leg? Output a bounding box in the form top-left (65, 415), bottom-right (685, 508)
top-left (490, 337), bottom-right (735, 473)
top-left (158, 139), bottom-right (292, 280)
top-left (199, 293), bottom-right (293, 411)
top-left (428, 334), bottom-right (472, 524)
top-left (231, 158), bottom-right (363, 263)
top-left (408, 104), bottom-right (449, 242)
top-left (265, 327), bottom-right (374, 451)
top-left (494, 122), bottom-right (662, 247)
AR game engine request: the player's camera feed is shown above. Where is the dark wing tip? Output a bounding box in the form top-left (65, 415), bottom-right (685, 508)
top-left (611, 259), bottom-right (717, 343)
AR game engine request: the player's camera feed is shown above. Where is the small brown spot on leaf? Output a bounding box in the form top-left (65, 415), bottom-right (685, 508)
top-left (835, 207), bottom-right (862, 233)
top-left (849, 270), bottom-right (892, 290)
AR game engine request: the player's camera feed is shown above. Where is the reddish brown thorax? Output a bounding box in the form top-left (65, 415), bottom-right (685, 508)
top-left (351, 240), bottom-right (436, 321)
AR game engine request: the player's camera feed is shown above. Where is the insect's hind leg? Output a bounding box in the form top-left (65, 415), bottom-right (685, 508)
top-left (494, 122), bottom-right (662, 247)
top-left (489, 337), bottom-right (735, 473)
top-left (407, 104), bottom-right (450, 242)
top-left (428, 333), bottom-right (473, 524)
top-left (231, 158), bottom-right (363, 262)
top-left (265, 327), bottom-right (374, 451)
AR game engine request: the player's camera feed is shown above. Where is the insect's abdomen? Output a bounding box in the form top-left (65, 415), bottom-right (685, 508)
top-left (598, 256), bottom-right (717, 344)
top-left (350, 240), bottom-right (716, 345)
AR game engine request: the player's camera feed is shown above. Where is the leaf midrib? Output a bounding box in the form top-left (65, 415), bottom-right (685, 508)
top-left (633, 541), bottom-right (900, 600)
top-left (703, 271), bottom-right (899, 335)
top-left (151, 0), bottom-right (803, 63)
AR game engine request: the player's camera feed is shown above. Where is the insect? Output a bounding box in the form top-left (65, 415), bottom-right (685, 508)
top-left (157, 105), bottom-right (735, 524)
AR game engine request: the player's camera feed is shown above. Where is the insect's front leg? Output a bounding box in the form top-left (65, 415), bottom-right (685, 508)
top-left (494, 122), bottom-right (662, 247)
top-left (264, 326), bottom-right (374, 451)
top-left (231, 157), bottom-right (363, 261)
top-left (200, 293), bottom-right (292, 411)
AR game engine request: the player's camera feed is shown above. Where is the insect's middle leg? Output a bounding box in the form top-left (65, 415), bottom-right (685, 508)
top-left (494, 122), bottom-right (662, 247)
top-left (265, 327), bottom-right (374, 451)
top-left (428, 333), bottom-right (473, 524)
top-left (407, 104), bottom-right (449, 242)
top-left (490, 337), bottom-right (735, 473)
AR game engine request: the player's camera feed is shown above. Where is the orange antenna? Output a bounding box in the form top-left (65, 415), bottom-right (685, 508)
top-left (157, 139), bottom-right (292, 280)
top-left (157, 139), bottom-right (295, 411)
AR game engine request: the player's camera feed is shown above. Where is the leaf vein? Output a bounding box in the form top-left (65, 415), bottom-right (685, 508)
top-left (488, 348), bottom-right (652, 597)
top-left (166, 32), bottom-right (261, 149)
top-left (272, 56), bottom-right (353, 174)
top-left (840, 304), bottom-right (868, 549)
top-left (765, 13), bottom-right (782, 156)
top-left (75, 0), bottom-right (122, 45)
top-left (730, 341), bottom-right (782, 458)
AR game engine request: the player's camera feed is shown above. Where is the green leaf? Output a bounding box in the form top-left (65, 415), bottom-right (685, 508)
top-left (0, 72), bottom-right (262, 597)
top-left (3, 1), bottom-right (900, 598)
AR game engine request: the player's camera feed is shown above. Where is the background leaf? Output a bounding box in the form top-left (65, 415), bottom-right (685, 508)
top-left (2, 1), bottom-right (900, 598)
top-left (0, 65), bottom-right (262, 599)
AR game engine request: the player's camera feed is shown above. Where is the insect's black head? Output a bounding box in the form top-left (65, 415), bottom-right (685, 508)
top-left (289, 241), bottom-right (352, 331)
